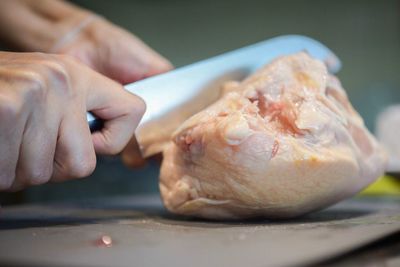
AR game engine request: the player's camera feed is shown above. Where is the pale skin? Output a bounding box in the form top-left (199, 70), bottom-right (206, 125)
top-left (0, 0), bottom-right (173, 191)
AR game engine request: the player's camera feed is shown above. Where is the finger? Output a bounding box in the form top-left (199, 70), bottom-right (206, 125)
top-left (102, 31), bottom-right (173, 83)
top-left (97, 47), bottom-right (173, 85)
top-left (123, 43), bottom-right (173, 81)
top-left (121, 136), bottom-right (147, 168)
top-left (125, 32), bottom-right (173, 76)
top-left (11, 106), bottom-right (57, 191)
top-left (0, 94), bottom-right (24, 191)
top-left (51, 107), bottom-right (96, 182)
top-left (144, 52), bottom-right (173, 78)
top-left (83, 71), bottom-right (146, 155)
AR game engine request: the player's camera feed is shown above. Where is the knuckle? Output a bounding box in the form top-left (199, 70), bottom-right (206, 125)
top-left (129, 95), bottom-right (146, 118)
top-left (104, 142), bottom-right (123, 156)
top-left (69, 154), bottom-right (96, 178)
top-left (0, 95), bottom-right (21, 120)
top-left (41, 56), bottom-right (70, 87)
top-left (30, 53), bottom-right (70, 95)
top-left (28, 166), bottom-right (52, 185)
top-left (22, 70), bottom-right (47, 101)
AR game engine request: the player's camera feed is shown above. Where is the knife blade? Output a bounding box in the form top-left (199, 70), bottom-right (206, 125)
top-left (87, 35), bottom-right (341, 157)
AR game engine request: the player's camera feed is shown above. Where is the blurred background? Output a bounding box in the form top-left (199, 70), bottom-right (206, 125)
top-left (1, 0), bottom-right (399, 205)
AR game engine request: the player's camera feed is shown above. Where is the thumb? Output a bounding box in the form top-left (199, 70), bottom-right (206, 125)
top-left (83, 70), bottom-right (146, 155)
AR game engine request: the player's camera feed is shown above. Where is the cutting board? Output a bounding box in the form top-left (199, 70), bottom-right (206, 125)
top-left (0, 195), bottom-right (399, 267)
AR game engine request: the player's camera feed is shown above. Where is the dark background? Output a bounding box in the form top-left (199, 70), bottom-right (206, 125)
top-left (1, 0), bottom-right (399, 205)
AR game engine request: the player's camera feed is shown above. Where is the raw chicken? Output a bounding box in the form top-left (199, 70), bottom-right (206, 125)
top-left (376, 105), bottom-right (400, 172)
top-left (159, 52), bottom-right (386, 219)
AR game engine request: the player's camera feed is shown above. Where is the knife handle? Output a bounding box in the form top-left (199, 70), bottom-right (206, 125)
top-left (87, 112), bottom-right (103, 132)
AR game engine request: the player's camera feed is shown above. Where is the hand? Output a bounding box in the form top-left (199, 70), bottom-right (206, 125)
top-left (0, 0), bottom-right (171, 168)
top-left (0, 52), bottom-right (145, 191)
top-left (0, 0), bottom-right (172, 84)
top-left (53, 15), bottom-right (172, 85)
top-left (53, 16), bottom-right (172, 167)
top-left (54, 16), bottom-right (170, 167)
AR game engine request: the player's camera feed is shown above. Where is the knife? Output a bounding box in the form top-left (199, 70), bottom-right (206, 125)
top-left (87, 35), bottom-right (341, 157)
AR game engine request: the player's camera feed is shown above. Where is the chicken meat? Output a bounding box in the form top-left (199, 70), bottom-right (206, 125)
top-left (159, 52), bottom-right (386, 219)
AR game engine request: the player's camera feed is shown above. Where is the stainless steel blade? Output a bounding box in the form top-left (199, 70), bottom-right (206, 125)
top-left (87, 35), bottom-right (341, 157)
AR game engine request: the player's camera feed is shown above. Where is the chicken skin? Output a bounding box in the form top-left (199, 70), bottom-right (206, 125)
top-left (160, 52), bottom-right (386, 219)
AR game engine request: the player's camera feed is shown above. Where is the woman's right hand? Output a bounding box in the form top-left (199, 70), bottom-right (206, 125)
top-left (0, 52), bottom-right (145, 191)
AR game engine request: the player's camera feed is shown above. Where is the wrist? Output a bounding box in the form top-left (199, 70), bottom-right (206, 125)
top-left (49, 13), bottom-right (100, 53)
top-left (0, 0), bottom-right (95, 52)
top-left (33, 10), bottom-right (96, 53)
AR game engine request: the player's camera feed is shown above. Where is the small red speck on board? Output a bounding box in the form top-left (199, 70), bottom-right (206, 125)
top-left (93, 235), bottom-right (113, 248)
